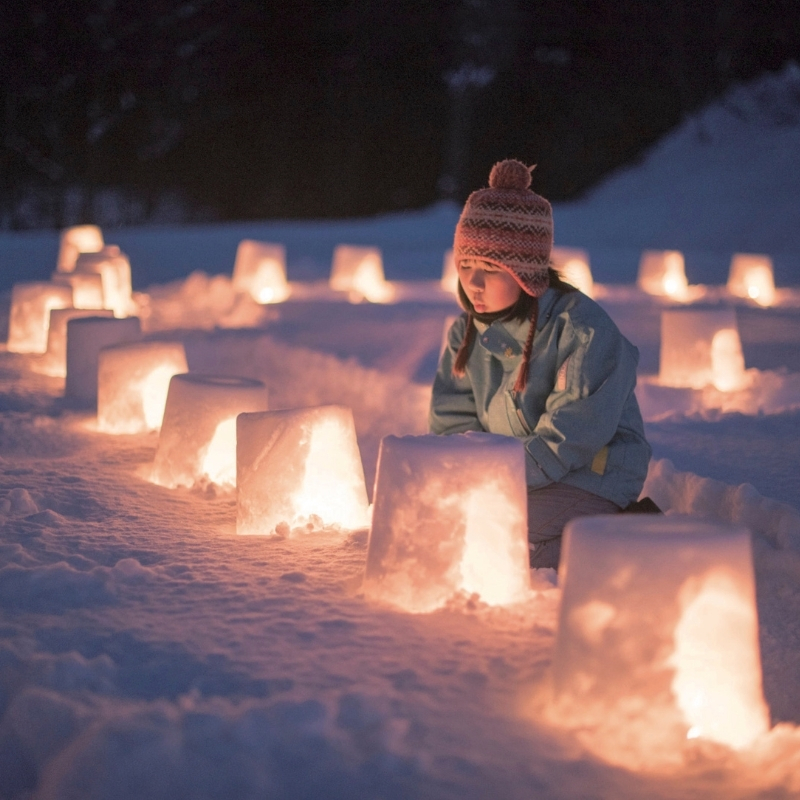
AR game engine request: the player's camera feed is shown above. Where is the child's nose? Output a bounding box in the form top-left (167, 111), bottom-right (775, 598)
top-left (468, 270), bottom-right (485, 290)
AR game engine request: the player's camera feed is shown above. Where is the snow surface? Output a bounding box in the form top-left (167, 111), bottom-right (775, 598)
top-left (1, 65), bottom-right (800, 798)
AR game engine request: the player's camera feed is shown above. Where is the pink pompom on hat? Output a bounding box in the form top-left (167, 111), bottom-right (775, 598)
top-left (453, 159), bottom-right (553, 298)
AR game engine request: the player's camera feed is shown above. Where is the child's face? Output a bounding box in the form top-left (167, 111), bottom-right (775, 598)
top-left (458, 259), bottom-right (521, 313)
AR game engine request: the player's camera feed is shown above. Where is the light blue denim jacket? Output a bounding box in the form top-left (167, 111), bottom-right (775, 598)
top-left (429, 287), bottom-right (651, 508)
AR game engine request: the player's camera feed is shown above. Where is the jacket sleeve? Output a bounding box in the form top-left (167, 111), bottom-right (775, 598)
top-left (522, 313), bottom-right (640, 487)
top-left (429, 316), bottom-right (485, 435)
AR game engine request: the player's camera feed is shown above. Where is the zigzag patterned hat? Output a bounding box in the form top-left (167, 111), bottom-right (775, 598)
top-left (454, 159), bottom-right (553, 297)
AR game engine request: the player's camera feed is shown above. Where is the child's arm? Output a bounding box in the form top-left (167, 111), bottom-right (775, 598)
top-left (429, 316), bottom-right (484, 435)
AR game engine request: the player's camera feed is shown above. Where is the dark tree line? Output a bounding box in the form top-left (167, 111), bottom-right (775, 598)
top-left (1, 0), bottom-right (799, 229)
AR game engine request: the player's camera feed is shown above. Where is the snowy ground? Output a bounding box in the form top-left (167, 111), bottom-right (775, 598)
top-left (2, 65), bottom-right (800, 798)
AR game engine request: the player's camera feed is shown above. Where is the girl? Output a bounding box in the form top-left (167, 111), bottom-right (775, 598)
top-left (430, 159), bottom-right (651, 569)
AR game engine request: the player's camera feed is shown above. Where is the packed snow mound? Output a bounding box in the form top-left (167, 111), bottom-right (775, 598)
top-left (554, 62), bottom-right (800, 280)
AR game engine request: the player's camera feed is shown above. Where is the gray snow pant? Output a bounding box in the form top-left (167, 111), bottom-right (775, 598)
top-left (527, 483), bottom-right (621, 570)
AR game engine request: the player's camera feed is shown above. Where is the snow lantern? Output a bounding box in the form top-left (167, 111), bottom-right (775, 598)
top-left (151, 374), bottom-right (268, 489)
top-left (64, 316), bottom-right (142, 405)
top-left (57, 225), bottom-right (104, 273)
top-left (551, 515), bottom-right (769, 761)
top-left (237, 405), bottom-right (370, 536)
top-left (363, 432), bottom-right (530, 613)
top-left (53, 272), bottom-right (105, 310)
top-left (637, 250), bottom-right (689, 300)
top-left (551, 247), bottom-right (594, 297)
top-left (97, 341), bottom-right (189, 434)
top-left (440, 248), bottom-right (458, 294)
top-left (231, 239), bottom-right (290, 303)
top-left (75, 245), bottom-right (133, 317)
top-left (330, 245), bottom-right (394, 303)
top-left (727, 254), bottom-right (775, 307)
top-left (37, 307), bottom-right (114, 377)
top-left (660, 308), bottom-right (746, 391)
top-left (7, 282), bottom-right (74, 354)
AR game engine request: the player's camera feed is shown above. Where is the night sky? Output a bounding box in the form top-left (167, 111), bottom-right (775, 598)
top-left (2, 0), bottom-right (799, 228)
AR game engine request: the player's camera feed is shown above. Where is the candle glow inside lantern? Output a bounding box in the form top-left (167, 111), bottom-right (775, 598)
top-left (727, 253), bottom-right (776, 307)
top-left (37, 307), bottom-right (114, 377)
top-left (232, 240), bottom-right (290, 303)
top-left (97, 341), bottom-right (189, 434)
top-left (53, 272), bottom-right (105, 309)
top-left (75, 246), bottom-right (133, 317)
top-left (638, 250), bottom-right (689, 300)
top-left (551, 246), bottom-right (594, 297)
top-left (660, 308), bottom-right (747, 392)
top-left (65, 316), bottom-right (142, 405)
top-left (440, 248), bottom-right (458, 294)
top-left (7, 282), bottom-right (74, 353)
top-left (363, 432), bottom-right (530, 613)
top-left (330, 245), bottom-right (394, 303)
top-left (551, 516), bottom-right (769, 764)
top-left (237, 405), bottom-right (370, 536)
top-left (151, 374), bottom-right (268, 489)
top-left (57, 225), bottom-right (104, 273)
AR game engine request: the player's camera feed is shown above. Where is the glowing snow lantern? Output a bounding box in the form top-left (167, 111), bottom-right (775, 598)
top-left (363, 432), bottom-right (530, 613)
top-left (551, 247), bottom-right (594, 297)
top-left (7, 282), bottom-right (74, 353)
top-left (727, 254), bottom-right (775, 307)
top-left (97, 341), bottom-right (189, 434)
top-left (440, 248), bottom-right (458, 294)
top-left (330, 245), bottom-right (394, 303)
top-left (151, 374), bottom-right (268, 489)
top-left (37, 307), bottom-right (114, 377)
top-left (64, 316), bottom-right (142, 405)
top-left (237, 405), bottom-right (369, 536)
top-left (637, 250), bottom-right (689, 300)
top-left (552, 516), bottom-right (769, 762)
top-left (57, 225), bottom-right (104, 273)
top-left (53, 272), bottom-right (105, 309)
top-left (75, 245), bottom-right (133, 317)
top-left (231, 239), bottom-right (290, 303)
top-left (660, 308), bottom-right (746, 391)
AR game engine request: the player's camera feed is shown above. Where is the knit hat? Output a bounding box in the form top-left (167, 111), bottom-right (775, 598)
top-left (453, 159), bottom-right (553, 298)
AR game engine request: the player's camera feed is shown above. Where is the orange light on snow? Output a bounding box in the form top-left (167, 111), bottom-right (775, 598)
top-left (7, 282), bottom-right (74, 354)
top-left (237, 405), bottom-right (370, 536)
top-left (659, 308), bottom-right (747, 391)
top-left (638, 250), bottom-right (689, 300)
top-left (440, 248), bottom-right (458, 294)
top-left (97, 341), bottom-right (189, 434)
top-left (35, 307), bottom-right (114, 377)
top-left (728, 254), bottom-right (776, 307)
top-left (551, 247), bottom-right (594, 297)
top-left (75, 246), bottom-right (134, 317)
top-left (363, 433), bottom-right (530, 613)
top-left (231, 240), bottom-right (290, 304)
top-left (57, 225), bottom-right (104, 273)
top-left (150, 374), bottom-right (268, 489)
top-left (330, 245), bottom-right (394, 303)
top-left (549, 516), bottom-right (770, 769)
top-left (53, 272), bottom-right (105, 310)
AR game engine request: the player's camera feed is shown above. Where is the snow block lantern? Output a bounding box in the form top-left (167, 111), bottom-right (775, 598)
top-left (37, 307), bottom-right (114, 377)
top-left (53, 272), bottom-right (105, 310)
top-left (7, 282), bottom-right (74, 353)
top-left (75, 246), bottom-right (133, 317)
top-left (364, 433), bottom-right (530, 613)
top-left (65, 316), bottom-right (142, 405)
top-left (551, 247), bottom-right (594, 297)
top-left (728, 254), bottom-right (775, 307)
top-left (330, 245), bottom-right (394, 303)
top-left (660, 307), bottom-right (746, 391)
top-left (637, 250), bottom-right (688, 300)
top-left (237, 405), bottom-right (369, 536)
top-left (57, 225), bottom-right (104, 273)
top-left (97, 341), bottom-right (189, 434)
top-left (440, 248), bottom-right (458, 294)
top-left (151, 374), bottom-right (268, 489)
top-left (552, 516), bottom-right (769, 762)
top-left (232, 239), bottom-right (290, 303)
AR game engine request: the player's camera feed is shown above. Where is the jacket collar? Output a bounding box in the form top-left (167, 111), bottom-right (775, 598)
top-left (473, 287), bottom-right (560, 348)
